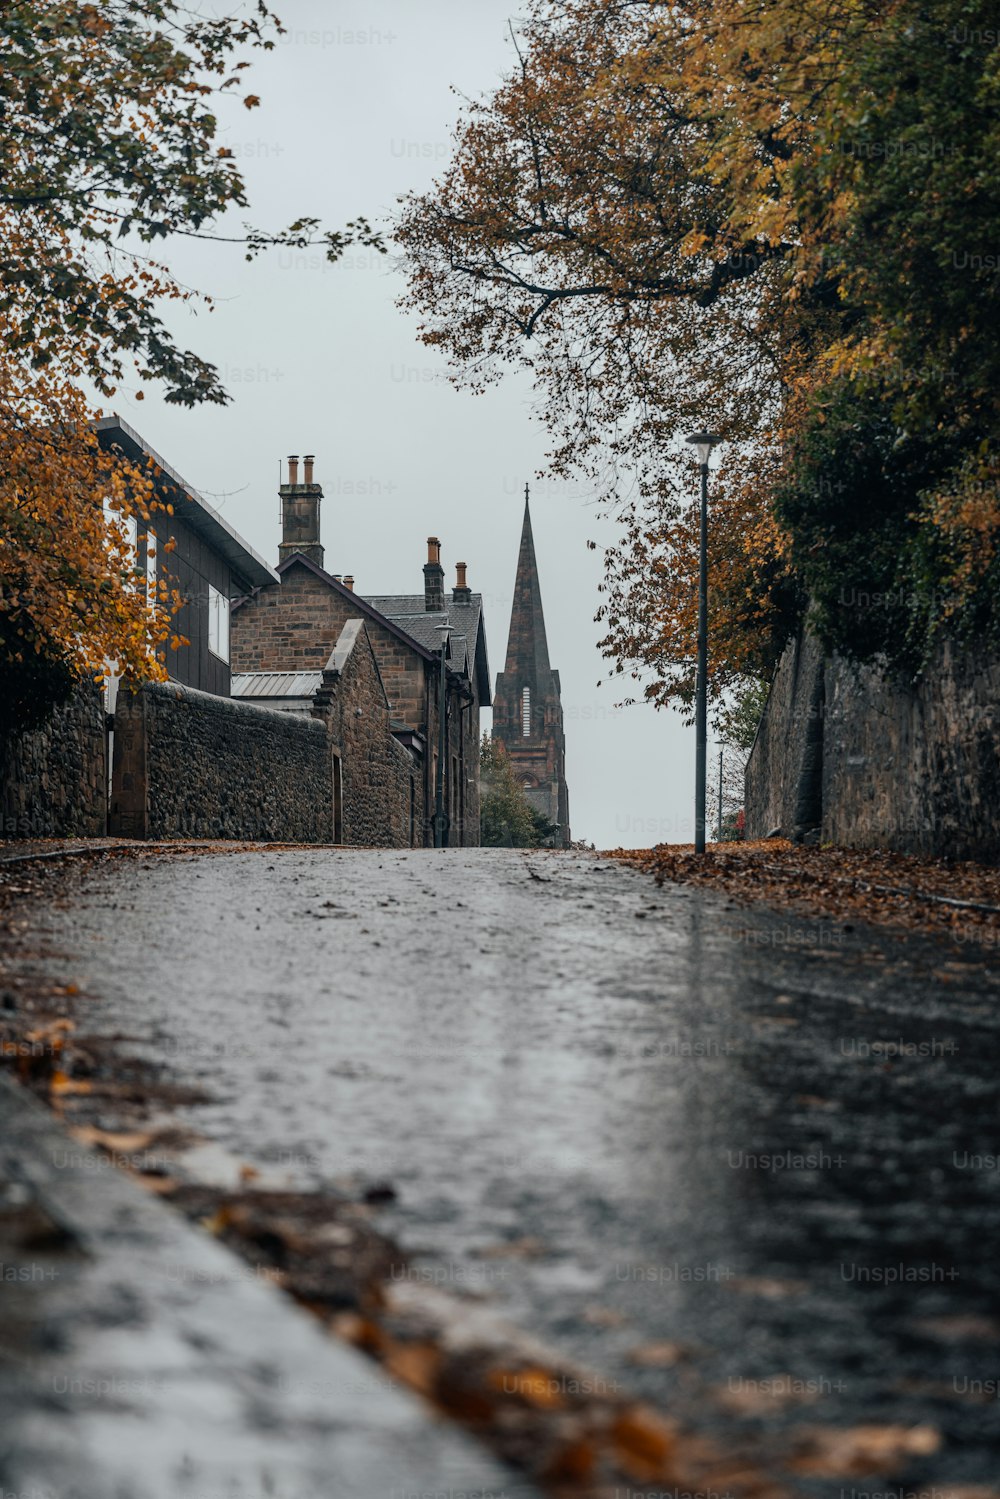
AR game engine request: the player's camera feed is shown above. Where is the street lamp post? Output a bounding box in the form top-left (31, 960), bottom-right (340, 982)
top-left (432, 623), bottom-right (466, 849)
top-left (686, 432), bottom-right (721, 854)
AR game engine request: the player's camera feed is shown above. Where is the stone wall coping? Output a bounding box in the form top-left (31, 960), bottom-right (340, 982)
top-left (136, 677), bottom-right (328, 737)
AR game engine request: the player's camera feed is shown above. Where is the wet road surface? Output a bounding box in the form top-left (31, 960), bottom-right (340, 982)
top-left (22, 847), bottom-right (1000, 1491)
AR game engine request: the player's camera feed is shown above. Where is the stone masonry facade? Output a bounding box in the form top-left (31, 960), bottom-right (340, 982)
top-left (315, 621), bottom-right (416, 848)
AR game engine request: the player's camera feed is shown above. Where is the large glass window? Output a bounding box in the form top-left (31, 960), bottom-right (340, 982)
top-left (208, 584), bottom-right (230, 663)
top-left (144, 532), bottom-right (157, 609)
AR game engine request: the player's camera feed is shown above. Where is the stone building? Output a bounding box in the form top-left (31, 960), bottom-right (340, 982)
top-left (230, 457), bottom-right (490, 846)
top-left (492, 492), bottom-right (571, 845)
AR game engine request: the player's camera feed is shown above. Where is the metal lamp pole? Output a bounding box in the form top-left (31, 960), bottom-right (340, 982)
top-left (686, 432), bottom-right (721, 854)
top-left (433, 620), bottom-right (451, 848)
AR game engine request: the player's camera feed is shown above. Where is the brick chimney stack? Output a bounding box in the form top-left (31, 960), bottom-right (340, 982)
top-left (343, 575), bottom-right (355, 592)
top-left (424, 536), bottom-right (445, 612)
top-left (278, 451), bottom-right (324, 568)
top-left (453, 561), bottom-right (472, 603)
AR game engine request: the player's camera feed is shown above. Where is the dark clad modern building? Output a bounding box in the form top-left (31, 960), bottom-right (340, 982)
top-left (95, 416), bottom-right (278, 696)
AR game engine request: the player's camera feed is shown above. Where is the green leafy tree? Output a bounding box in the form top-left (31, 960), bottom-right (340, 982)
top-left (480, 735), bottom-right (540, 848)
top-left (529, 806), bottom-right (559, 847)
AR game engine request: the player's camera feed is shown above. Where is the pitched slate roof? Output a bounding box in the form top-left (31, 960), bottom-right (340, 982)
top-left (363, 593), bottom-right (491, 706)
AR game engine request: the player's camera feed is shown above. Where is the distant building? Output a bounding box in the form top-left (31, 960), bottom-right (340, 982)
top-left (492, 491), bottom-right (570, 846)
top-left (230, 456), bottom-right (490, 846)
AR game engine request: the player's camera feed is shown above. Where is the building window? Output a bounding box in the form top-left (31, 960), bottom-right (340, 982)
top-left (103, 500), bottom-right (140, 588)
top-left (521, 686), bottom-right (531, 737)
top-left (144, 532), bottom-right (157, 610)
top-left (208, 584), bottom-right (230, 663)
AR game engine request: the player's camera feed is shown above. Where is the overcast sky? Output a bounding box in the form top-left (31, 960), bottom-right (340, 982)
top-left (117, 0), bottom-right (709, 849)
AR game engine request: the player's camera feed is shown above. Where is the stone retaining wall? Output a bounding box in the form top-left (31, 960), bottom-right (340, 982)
top-left (111, 681), bottom-right (333, 842)
top-left (0, 686), bottom-right (106, 839)
top-left (746, 631), bottom-right (1000, 860)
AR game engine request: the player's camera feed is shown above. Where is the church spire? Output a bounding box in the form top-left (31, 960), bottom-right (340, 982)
top-left (503, 484), bottom-right (552, 681)
top-left (492, 485), bottom-right (571, 845)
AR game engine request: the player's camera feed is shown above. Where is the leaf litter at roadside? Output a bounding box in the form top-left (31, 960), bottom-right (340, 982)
top-left (610, 840), bottom-right (1000, 947)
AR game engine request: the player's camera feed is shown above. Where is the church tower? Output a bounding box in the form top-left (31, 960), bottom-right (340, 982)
top-left (493, 489), bottom-right (571, 846)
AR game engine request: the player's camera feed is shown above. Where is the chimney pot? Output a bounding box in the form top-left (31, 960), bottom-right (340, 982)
top-left (423, 536), bottom-right (445, 611)
top-left (452, 559), bottom-right (472, 604)
top-left (303, 454), bottom-right (315, 485)
top-left (288, 454), bottom-right (299, 485)
top-left (344, 575), bottom-right (355, 592)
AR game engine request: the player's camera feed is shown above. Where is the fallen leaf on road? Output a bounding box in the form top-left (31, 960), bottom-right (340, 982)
top-left (612, 1405), bottom-right (676, 1476)
top-left (49, 1072), bottom-right (91, 1095)
top-left (489, 1365), bottom-right (566, 1408)
top-left (473, 1236), bottom-right (547, 1259)
top-left (544, 1434), bottom-right (596, 1481)
top-left (789, 1423), bottom-right (940, 1475)
top-left (133, 1172), bottom-right (177, 1195)
top-left (911, 1314), bottom-right (1000, 1342)
top-left (200, 1204), bottom-right (235, 1235)
top-left (70, 1125), bottom-right (155, 1155)
top-left (628, 1342), bottom-right (691, 1368)
top-left (726, 1277), bottom-right (809, 1299)
top-left (583, 1304), bottom-right (628, 1327)
top-left (382, 1339), bottom-right (441, 1397)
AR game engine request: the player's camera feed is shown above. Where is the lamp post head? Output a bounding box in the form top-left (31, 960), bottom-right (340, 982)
top-left (686, 432), bottom-right (723, 467)
top-left (435, 618), bottom-right (452, 654)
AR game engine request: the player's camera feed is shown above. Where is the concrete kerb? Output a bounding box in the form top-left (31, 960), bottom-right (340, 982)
top-left (0, 1072), bottom-right (534, 1499)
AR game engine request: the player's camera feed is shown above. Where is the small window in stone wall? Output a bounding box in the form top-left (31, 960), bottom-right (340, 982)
top-left (521, 686), bottom-right (531, 737)
top-left (208, 584), bottom-right (230, 663)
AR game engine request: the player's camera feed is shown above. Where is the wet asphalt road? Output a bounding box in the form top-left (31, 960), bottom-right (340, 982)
top-left (23, 847), bottom-right (1000, 1491)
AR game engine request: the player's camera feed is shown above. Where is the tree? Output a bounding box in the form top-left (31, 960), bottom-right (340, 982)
top-left (1, 0), bottom-right (382, 405)
top-left (0, 2), bottom-right (383, 719)
top-left (399, 0), bottom-right (1000, 702)
top-left (480, 735), bottom-right (542, 847)
top-left (397, 1), bottom-right (812, 713)
top-left (529, 806), bottom-right (559, 847)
